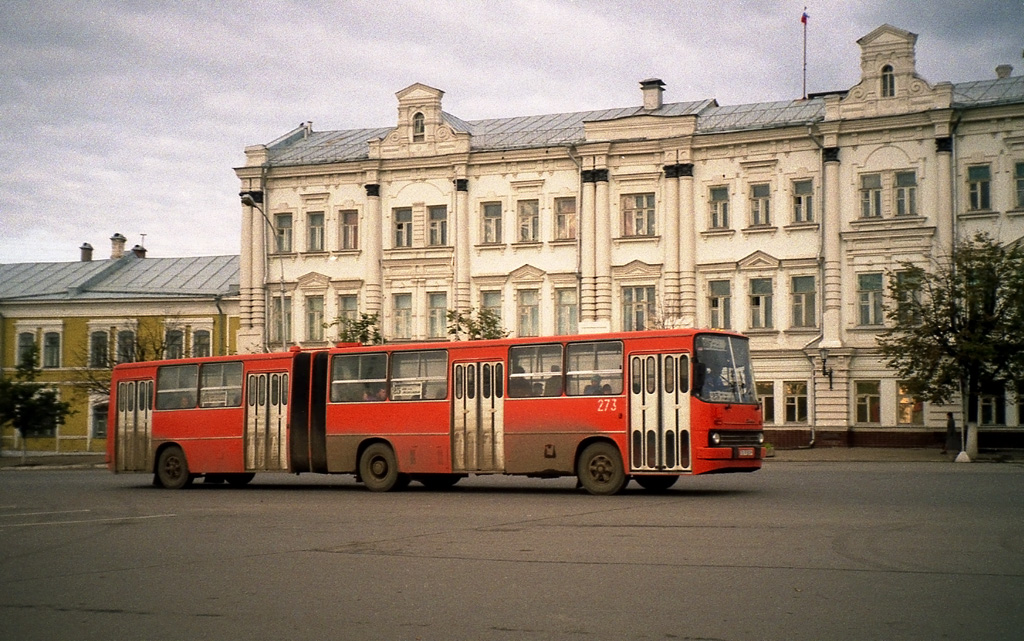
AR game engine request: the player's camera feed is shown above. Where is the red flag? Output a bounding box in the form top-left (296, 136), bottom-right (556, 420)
top-left (801, 10), bottom-right (809, 24)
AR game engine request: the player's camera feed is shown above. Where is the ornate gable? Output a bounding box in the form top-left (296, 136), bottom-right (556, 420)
top-left (368, 83), bottom-right (471, 159)
top-left (738, 251), bottom-right (780, 271)
top-left (297, 272), bottom-right (330, 291)
top-left (510, 264), bottom-right (546, 283)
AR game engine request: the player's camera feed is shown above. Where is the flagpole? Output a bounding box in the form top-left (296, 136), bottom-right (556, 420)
top-left (802, 9), bottom-right (808, 99)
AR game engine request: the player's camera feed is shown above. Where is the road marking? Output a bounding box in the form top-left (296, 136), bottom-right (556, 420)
top-left (0, 514), bottom-right (176, 529)
top-left (0, 509), bottom-right (92, 518)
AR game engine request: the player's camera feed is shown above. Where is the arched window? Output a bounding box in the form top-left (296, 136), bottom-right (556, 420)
top-left (881, 65), bottom-right (895, 97)
top-left (412, 112), bottom-right (425, 142)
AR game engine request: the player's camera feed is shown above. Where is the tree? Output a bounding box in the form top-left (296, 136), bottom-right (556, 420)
top-left (330, 313), bottom-right (384, 345)
top-left (0, 345), bottom-right (74, 452)
top-left (70, 319), bottom-right (186, 398)
top-left (446, 308), bottom-right (509, 341)
top-left (877, 233), bottom-right (1024, 452)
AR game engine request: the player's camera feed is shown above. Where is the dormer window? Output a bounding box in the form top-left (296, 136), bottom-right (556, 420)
top-left (412, 112), bottom-right (425, 142)
top-left (880, 65), bottom-right (895, 97)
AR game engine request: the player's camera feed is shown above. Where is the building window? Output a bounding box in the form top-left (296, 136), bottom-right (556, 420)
top-left (708, 280), bottom-right (731, 329)
top-left (482, 202), bottom-right (502, 244)
top-left (860, 174), bottom-right (882, 218)
top-left (710, 187), bottom-right (730, 228)
top-left (91, 402), bottom-right (108, 439)
top-left (90, 331), bottom-right (109, 368)
top-left (855, 380), bottom-right (882, 423)
top-left (784, 381), bottom-right (808, 423)
top-left (116, 330), bottom-right (136, 363)
top-left (42, 332), bottom-right (60, 368)
top-left (791, 275), bottom-right (816, 328)
top-left (428, 292), bottom-right (447, 339)
top-left (554, 197), bottom-right (577, 240)
top-left (481, 290), bottom-right (503, 323)
top-left (895, 171), bottom-right (917, 217)
top-left (428, 205), bottom-right (448, 246)
top-left (165, 329), bottom-right (184, 359)
top-left (556, 288), bottom-right (578, 335)
top-left (306, 296), bottom-right (325, 342)
top-left (622, 286), bottom-right (655, 331)
top-left (967, 165), bottom-right (991, 211)
top-left (270, 296), bottom-right (292, 345)
top-left (622, 193), bottom-right (655, 236)
top-left (307, 212), bottom-right (325, 252)
top-left (412, 112), bottom-right (425, 142)
top-left (17, 332), bottom-right (35, 367)
top-left (897, 383), bottom-right (923, 425)
top-left (857, 273), bottom-right (884, 326)
top-left (980, 382), bottom-right (1006, 425)
top-left (757, 381), bottom-right (775, 424)
top-left (881, 64), bottom-right (895, 97)
top-left (338, 294), bottom-right (358, 323)
top-left (193, 330), bottom-right (211, 357)
top-left (517, 289), bottom-right (540, 337)
top-left (394, 208), bottom-right (413, 248)
top-left (793, 179), bottom-right (814, 223)
top-left (340, 210), bottom-right (359, 250)
top-left (393, 294), bottom-right (412, 339)
top-left (749, 278), bottom-right (773, 329)
top-left (749, 183), bottom-right (771, 226)
top-left (1015, 162), bottom-right (1024, 209)
top-left (274, 213), bottom-right (293, 253)
top-left (517, 200), bottom-right (539, 242)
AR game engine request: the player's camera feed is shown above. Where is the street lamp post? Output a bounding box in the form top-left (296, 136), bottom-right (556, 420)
top-left (240, 191), bottom-right (287, 352)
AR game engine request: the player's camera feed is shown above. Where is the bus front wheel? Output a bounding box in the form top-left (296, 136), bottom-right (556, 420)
top-left (155, 446), bottom-right (193, 490)
top-left (359, 443), bottom-right (403, 492)
top-left (576, 442), bottom-right (627, 495)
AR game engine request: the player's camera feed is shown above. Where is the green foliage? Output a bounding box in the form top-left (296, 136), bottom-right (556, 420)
top-left (877, 233), bottom-right (1024, 409)
top-left (331, 313), bottom-right (384, 345)
top-left (0, 345), bottom-right (74, 438)
top-left (446, 308), bottom-right (509, 341)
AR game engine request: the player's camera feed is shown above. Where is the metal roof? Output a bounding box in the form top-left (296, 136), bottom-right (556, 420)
top-left (0, 255), bottom-right (239, 302)
top-left (263, 76), bottom-right (1024, 168)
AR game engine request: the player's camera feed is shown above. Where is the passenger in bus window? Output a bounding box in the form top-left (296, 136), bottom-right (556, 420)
top-left (509, 366), bottom-right (532, 397)
top-left (584, 376), bottom-right (603, 395)
top-left (363, 384), bottom-right (386, 401)
top-left (544, 366), bottom-right (562, 396)
top-left (601, 383), bottom-right (613, 395)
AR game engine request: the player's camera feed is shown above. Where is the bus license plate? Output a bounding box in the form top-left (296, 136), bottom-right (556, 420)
top-left (737, 447), bottom-right (756, 458)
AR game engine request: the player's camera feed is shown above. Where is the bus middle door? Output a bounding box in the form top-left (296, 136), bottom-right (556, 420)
top-left (629, 353), bottom-right (691, 473)
top-left (245, 372), bottom-right (289, 471)
top-left (116, 379), bottom-right (153, 473)
top-left (451, 361), bottom-right (505, 473)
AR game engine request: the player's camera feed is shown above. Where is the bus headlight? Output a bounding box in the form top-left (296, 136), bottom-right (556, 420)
top-left (757, 432), bottom-right (765, 444)
top-left (710, 432), bottom-right (721, 446)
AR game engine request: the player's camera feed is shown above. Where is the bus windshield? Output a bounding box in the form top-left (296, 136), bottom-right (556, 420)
top-left (692, 334), bottom-right (757, 405)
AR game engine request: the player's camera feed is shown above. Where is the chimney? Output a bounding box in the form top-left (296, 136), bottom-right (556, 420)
top-left (80, 243), bottom-right (93, 262)
top-left (996, 64), bottom-right (1013, 79)
top-left (110, 233), bottom-right (127, 259)
top-left (640, 78), bottom-right (665, 110)
top-left (131, 244), bottom-right (147, 258)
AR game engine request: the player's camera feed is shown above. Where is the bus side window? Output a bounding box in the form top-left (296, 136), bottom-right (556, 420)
top-left (508, 344), bottom-right (562, 398)
top-left (330, 353), bottom-right (387, 402)
top-left (156, 364), bottom-right (198, 410)
top-left (679, 355), bottom-right (689, 393)
top-left (566, 341), bottom-right (623, 396)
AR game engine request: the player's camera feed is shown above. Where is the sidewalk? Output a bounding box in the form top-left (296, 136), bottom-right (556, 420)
top-left (1, 447), bottom-right (1022, 470)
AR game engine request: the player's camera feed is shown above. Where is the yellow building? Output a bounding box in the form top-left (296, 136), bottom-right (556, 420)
top-left (0, 235), bottom-right (239, 454)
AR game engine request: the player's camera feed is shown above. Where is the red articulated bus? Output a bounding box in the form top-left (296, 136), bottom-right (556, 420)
top-left (107, 329), bottom-right (764, 494)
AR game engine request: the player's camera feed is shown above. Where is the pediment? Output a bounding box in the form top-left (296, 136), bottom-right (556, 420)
top-left (510, 264), bottom-right (546, 282)
top-left (856, 24), bottom-right (916, 48)
top-left (612, 260), bottom-right (661, 279)
top-left (396, 83), bottom-right (444, 103)
top-left (297, 272), bottom-right (330, 290)
top-left (738, 251), bottom-right (780, 271)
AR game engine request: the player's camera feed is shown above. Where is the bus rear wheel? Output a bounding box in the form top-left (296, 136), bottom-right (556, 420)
top-left (634, 475), bottom-right (678, 492)
top-left (155, 446), bottom-right (193, 490)
top-left (360, 443), bottom-right (403, 492)
top-left (577, 442), bottom-right (627, 495)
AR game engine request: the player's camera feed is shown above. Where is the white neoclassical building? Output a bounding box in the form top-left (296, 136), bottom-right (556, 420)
top-left (236, 25), bottom-right (1024, 448)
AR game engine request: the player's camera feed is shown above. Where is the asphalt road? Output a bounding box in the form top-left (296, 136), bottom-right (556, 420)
top-left (1, 461), bottom-right (1022, 641)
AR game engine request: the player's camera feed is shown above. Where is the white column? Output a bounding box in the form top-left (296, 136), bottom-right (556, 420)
top-left (679, 165), bottom-right (697, 327)
top-left (364, 183), bottom-right (383, 316)
top-left (822, 148), bottom-right (842, 348)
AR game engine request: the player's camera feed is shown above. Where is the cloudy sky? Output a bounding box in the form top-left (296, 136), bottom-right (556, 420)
top-left (2, 0), bottom-right (1020, 264)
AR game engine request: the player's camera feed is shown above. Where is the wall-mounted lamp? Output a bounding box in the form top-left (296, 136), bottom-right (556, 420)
top-left (820, 348), bottom-right (834, 390)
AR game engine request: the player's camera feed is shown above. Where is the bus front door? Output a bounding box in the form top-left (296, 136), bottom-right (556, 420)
top-left (245, 372), bottom-right (288, 471)
top-left (629, 353), bottom-right (691, 473)
top-left (116, 380), bottom-right (152, 472)
top-left (451, 361), bottom-right (505, 473)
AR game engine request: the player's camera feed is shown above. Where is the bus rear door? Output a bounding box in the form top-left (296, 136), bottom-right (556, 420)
top-left (245, 371), bottom-right (289, 471)
top-left (116, 379), bottom-right (153, 472)
top-left (629, 353), bottom-right (691, 473)
top-left (452, 361), bottom-right (505, 473)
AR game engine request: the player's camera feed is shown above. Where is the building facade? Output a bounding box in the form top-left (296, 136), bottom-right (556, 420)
top-left (236, 25), bottom-right (1024, 447)
top-left (0, 235), bottom-right (239, 454)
